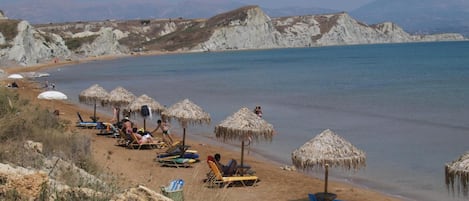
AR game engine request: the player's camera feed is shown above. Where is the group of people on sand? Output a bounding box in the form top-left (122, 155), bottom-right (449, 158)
top-left (121, 117), bottom-right (153, 144)
top-left (115, 105), bottom-right (263, 146)
top-left (118, 113), bottom-right (173, 146)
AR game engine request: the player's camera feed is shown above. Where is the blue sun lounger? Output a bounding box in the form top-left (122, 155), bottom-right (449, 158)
top-left (76, 112), bottom-right (98, 128)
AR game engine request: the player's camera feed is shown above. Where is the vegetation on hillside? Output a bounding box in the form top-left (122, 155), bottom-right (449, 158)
top-left (0, 19), bottom-right (20, 41)
top-left (64, 35), bottom-right (98, 51)
top-left (0, 87), bottom-right (117, 200)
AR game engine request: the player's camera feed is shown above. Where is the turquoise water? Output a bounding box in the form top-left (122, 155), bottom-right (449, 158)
top-left (42, 41), bottom-right (469, 201)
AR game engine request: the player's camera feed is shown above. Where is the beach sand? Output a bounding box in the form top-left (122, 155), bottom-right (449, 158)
top-left (2, 56), bottom-right (403, 201)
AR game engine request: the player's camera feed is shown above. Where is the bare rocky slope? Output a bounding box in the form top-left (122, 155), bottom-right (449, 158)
top-left (0, 5), bottom-right (466, 67)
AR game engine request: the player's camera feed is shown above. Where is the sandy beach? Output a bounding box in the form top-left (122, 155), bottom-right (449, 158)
top-left (2, 55), bottom-right (403, 201)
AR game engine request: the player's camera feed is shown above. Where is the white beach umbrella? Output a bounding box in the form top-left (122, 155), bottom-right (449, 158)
top-left (214, 107), bottom-right (275, 175)
top-left (7, 74), bottom-right (24, 79)
top-left (37, 91), bottom-right (68, 100)
top-left (445, 151), bottom-right (469, 196)
top-left (161, 98), bottom-right (210, 147)
top-left (291, 129), bottom-right (366, 196)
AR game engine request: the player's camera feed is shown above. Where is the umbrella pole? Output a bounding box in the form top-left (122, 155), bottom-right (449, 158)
top-left (182, 127), bottom-right (186, 147)
top-left (143, 117), bottom-right (146, 131)
top-left (240, 140), bottom-right (245, 176)
top-left (93, 100), bottom-right (97, 122)
top-left (324, 164), bottom-right (329, 193)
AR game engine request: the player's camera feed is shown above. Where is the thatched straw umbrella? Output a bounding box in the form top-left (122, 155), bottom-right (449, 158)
top-left (161, 98), bottom-right (211, 147)
top-left (79, 84), bottom-right (109, 122)
top-left (127, 94), bottom-right (165, 130)
top-left (445, 151), bottom-right (469, 196)
top-left (102, 86), bottom-right (136, 122)
top-left (215, 107), bottom-right (275, 175)
top-left (292, 129), bottom-right (366, 196)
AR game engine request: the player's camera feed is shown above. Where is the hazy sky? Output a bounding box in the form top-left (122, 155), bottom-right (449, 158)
top-left (235, 0), bottom-right (376, 10)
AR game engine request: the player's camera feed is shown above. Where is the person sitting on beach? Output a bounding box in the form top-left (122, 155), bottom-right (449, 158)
top-left (214, 153), bottom-right (238, 176)
top-left (137, 128), bottom-right (154, 144)
top-left (11, 81), bottom-right (18, 88)
top-left (254, 105), bottom-right (263, 118)
top-left (122, 119), bottom-right (142, 142)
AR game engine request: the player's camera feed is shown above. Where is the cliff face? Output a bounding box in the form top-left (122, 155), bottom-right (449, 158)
top-left (195, 6), bottom-right (279, 51)
top-left (0, 6), bottom-right (466, 67)
top-left (198, 9), bottom-right (465, 50)
top-left (6, 21), bottom-right (71, 66)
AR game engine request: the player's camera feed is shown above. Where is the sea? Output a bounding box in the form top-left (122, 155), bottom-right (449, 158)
top-left (38, 41), bottom-right (469, 201)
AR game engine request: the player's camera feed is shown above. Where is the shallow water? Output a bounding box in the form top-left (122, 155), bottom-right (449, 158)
top-left (41, 41), bottom-right (469, 201)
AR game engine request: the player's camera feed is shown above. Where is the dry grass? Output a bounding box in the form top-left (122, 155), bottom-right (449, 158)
top-left (0, 87), bottom-right (119, 200)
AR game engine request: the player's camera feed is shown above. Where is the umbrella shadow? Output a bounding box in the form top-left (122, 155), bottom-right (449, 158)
top-left (289, 198), bottom-right (309, 201)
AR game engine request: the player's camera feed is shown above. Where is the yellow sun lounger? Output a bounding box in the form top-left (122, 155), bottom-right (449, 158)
top-left (206, 160), bottom-right (258, 188)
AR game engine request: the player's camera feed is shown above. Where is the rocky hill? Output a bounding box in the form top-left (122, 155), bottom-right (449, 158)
top-left (0, 6), bottom-right (466, 67)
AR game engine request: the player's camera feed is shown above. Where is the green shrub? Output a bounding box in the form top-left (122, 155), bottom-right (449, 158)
top-left (0, 20), bottom-right (20, 41)
top-left (64, 35), bottom-right (98, 50)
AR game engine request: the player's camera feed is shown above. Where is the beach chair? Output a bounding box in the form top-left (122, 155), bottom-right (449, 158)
top-left (127, 132), bottom-right (162, 150)
top-left (206, 160), bottom-right (258, 188)
top-left (157, 155), bottom-right (199, 168)
top-left (75, 112), bottom-right (98, 129)
top-left (156, 142), bottom-right (200, 168)
top-left (156, 141), bottom-right (196, 158)
top-left (161, 179), bottom-right (184, 201)
top-left (96, 122), bottom-right (119, 136)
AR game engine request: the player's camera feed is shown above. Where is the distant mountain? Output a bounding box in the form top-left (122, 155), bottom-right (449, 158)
top-left (3, 0), bottom-right (468, 36)
top-left (2, 0), bottom-right (244, 23)
top-left (351, 0), bottom-right (469, 36)
top-left (2, 0), bottom-right (339, 24)
top-left (262, 7), bottom-right (338, 18)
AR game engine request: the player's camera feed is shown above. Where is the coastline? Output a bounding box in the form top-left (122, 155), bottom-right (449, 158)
top-left (1, 53), bottom-right (404, 201)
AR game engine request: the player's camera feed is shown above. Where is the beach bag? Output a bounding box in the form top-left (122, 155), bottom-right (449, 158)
top-left (161, 179), bottom-right (184, 201)
top-left (141, 105), bottom-right (150, 117)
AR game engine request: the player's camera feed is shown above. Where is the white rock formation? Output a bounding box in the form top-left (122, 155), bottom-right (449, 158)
top-left (0, 146), bottom-right (171, 200)
top-left (77, 27), bottom-right (128, 56)
top-left (196, 7), bottom-right (466, 51)
top-left (5, 21), bottom-right (71, 66)
top-left (0, 6), bottom-right (466, 66)
top-left (196, 6), bottom-right (279, 51)
top-left (0, 10), bottom-right (7, 20)
top-left (0, 32), bottom-right (5, 45)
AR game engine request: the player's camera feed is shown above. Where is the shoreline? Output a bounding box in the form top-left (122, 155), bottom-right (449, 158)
top-left (1, 52), bottom-right (404, 201)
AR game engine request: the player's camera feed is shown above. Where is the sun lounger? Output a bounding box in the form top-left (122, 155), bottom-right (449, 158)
top-left (96, 122), bottom-right (119, 136)
top-left (75, 112), bottom-right (98, 128)
top-left (206, 160), bottom-right (258, 188)
top-left (158, 156), bottom-right (199, 168)
top-left (156, 141), bottom-right (198, 158)
top-left (308, 193), bottom-right (343, 201)
top-left (127, 132), bottom-right (162, 150)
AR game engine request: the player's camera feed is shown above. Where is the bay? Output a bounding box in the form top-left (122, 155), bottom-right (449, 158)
top-left (41, 41), bottom-right (469, 201)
